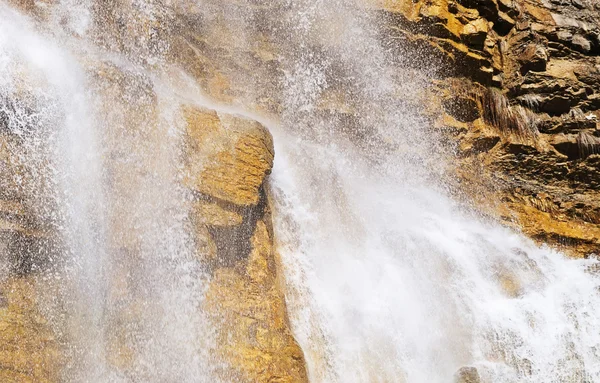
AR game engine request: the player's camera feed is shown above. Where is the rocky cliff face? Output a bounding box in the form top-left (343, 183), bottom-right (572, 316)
top-left (373, 0), bottom-right (600, 257)
top-left (0, 3), bottom-right (307, 381)
top-left (184, 107), bottom-right (307, 382)
top-left (1, 74), bottom-right (306, 382)
top-left (156, 0), bottom-right (600, 257)
top-left (1, 0), bottom-right (600, 382)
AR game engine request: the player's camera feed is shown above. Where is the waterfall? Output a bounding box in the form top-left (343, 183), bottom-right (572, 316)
top-left (0, 3), bottom-right (212, 382)
top-left (264, 2), bottom-right (600, 382)
top-left (1, 0), bottom-right (600, 382)
top-left (271, 130), bottom-right (600, 382)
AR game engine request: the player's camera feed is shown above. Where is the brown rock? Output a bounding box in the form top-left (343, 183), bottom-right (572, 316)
top-left (203, 218), bottom-right (308, 383)
top-left (517, 44), bottom-right (548, 73)
top-left (462, 18), bottom-right (490, 47)
top-left (572, 34), bottom-right (592, 52)
top-left (495, 10), bottom-right (516, 35)
top-left (0, 277), bottom-right (61, 383)
top-left (183, 107), bottom-right (274, 206)
top-left (524, 3), bottom-right (555, 25)
top-left (455, 366), bottom-right (481, 383)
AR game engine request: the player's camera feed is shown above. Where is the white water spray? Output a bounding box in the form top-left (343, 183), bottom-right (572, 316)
top-left (265, 2), bottom-right (600, 382)
top-left (0, 3), bottom-right (213, 382)
top-left (271, 130), bottom-right (600, 382)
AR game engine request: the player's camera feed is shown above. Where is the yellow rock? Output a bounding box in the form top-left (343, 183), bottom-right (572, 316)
top-left (461, 18), bottom-right (489, 46)
top-left (523, 2), bottom-right (555, 25)
top-left (499, 201), bottom-right (600, 259)
top-left (0, 277), bottom-right (60, 383)
top-left (183, 105), bottom-right (306, 381)
top-left (367, 0), bottom-right (422, 20)
top-left (183, 107), bottom-right (274, 206)
top-left (192, 201), bottom-right (244, 227)
top-left (204, 219), bottom-right (308, 383)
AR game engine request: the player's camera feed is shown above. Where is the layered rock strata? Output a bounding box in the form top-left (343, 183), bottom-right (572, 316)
top-left (373, 0), bottom-right (600, 257)
top-left (184, 107), bottom-right (307, 382)
top-left (2, 0), bottom-right (600, 382)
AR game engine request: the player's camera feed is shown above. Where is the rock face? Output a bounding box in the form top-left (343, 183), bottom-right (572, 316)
top-left (0, 92), bottom-right (307, 383)
top-left (454, 366), bottom-right (482, 383)
top-left (372, 0), bottom-right (600, 257)
top-left (183, 108), bottom-right (274, 207)
top-left (162, 0), bottom-right (600, 258)
top-left (0, 277), bottom-right (61, 383)
top-left (0, 105), bottom-right (61, 382)
top-left (184, 107), bottom-right (308, 382)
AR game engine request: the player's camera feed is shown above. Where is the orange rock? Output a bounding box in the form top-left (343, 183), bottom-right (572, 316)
top-left (183, 107), bottom-right (274, 206)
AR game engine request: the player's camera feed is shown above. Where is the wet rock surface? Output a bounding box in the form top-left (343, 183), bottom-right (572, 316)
top-left (373, 0), bottom-right (600, 257)
top-left (184, 106), bottom-right (308, 382)
top-left (1, 0), bottom-right (600, 381)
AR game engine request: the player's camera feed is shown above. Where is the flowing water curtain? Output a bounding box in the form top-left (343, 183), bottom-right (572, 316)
top-left (0, 4), bottom-right (112, 381)
top-left (3, 0), bottom-right (600, 382)
top-left (0, 2), bottom-right (216, 382)
top-left (267, 2), bottom-right (600, 383)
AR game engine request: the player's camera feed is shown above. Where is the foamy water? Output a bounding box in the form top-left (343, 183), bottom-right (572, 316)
top-left (270, 129), bottom-right (600, 382)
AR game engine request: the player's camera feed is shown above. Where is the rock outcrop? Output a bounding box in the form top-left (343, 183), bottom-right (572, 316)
top-left (372, 0), bottom-right (600, 257)
top-left (184, 106), bottom-right (307, 382)
top-left (88, 62), bottom-right (307, 380)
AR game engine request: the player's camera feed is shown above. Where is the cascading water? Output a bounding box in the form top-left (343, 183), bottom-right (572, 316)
top-left (1, 0), bottom-right (600, 382)
top-left (0, 2), bottom-right (213, 382)
top-left (0, 4), bottom-right (112, 376)
top-left (264, 3), bottom-right (600, 382)
top-left (271, 131), bottom-right (600, 382)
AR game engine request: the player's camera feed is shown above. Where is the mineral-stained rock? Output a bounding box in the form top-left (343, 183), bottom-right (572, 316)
top-left (517, 44), bottom-right (548, 73)
top-left (167, 0), bottom-right (600, 265)
top-left (183, 105), bottom-right (307, 382)
top-left (183, 107), bottom-right (274, 206)
top-left (0, 277), bottom-right (60, 383)
top-left (3, 0), bottom-right (600, 380)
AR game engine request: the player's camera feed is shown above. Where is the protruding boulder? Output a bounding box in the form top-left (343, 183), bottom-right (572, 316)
top-left (183, 106), bottom-right (307, 382)
top-left (455, 366), bottom-right (481, 383)
top-left (183, 107), bottom-right (274, 206)
top-left (462, 18), bottom-right (490, 47)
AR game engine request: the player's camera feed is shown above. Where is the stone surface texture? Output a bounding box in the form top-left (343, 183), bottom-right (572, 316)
top-left (371, 0), bottom-right (600, 257)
